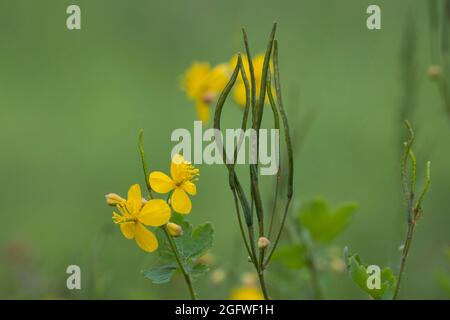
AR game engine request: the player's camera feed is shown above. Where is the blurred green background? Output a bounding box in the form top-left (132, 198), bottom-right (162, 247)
top-left (0, 0), bottom-right (449, 299)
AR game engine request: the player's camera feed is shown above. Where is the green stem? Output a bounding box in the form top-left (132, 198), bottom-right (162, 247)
top-left (393, 223), bottom-right (415, 300)
top-left (303, 237), bottom-right (323, 300)
top-left (138, 129), bottom-right (154, 199)
top-left (162, 227), bottom-right (197, 300)
top-left (257, 269), bottom-right (270, 300)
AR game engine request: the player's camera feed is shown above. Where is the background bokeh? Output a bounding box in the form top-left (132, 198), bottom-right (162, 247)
top-left (0, 0), bottom-right (449, 299)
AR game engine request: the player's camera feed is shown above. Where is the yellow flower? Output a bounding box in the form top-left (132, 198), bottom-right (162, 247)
top-left (230, 54), bottom-right (271, 107)
top-left (149, 154), bottom-right (199, 214)
top-left (182, 62), bottom-right (230, 122)
top-left (230, 286), bottom-right (264, 300)
top-left (112, 184), bottom-right (171, 253)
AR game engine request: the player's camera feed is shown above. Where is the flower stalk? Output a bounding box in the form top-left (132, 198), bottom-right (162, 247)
top-left (139, 130), bottom-right (198, 300)
top-left (162, 226), bottom-right (197, 300)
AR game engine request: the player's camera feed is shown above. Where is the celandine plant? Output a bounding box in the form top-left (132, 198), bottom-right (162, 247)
top-left (210, 23), bottom-right (294, 300)
top-left (344, 121), bottom-right (431, 300)
top-left (105, 131), bottom-right (213, 300)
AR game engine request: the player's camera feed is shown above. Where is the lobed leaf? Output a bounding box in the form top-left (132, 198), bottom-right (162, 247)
top-left (298, 198), bottom-right (357, 243)
top-left (345, 253), bottom-right (396, 300)
top-left (144, 218), bottom-right (214, 284)
top-left (143, 263), bottom-right (178, 284)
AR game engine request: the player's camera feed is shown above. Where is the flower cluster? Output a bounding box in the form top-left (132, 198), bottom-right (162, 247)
top-left (106, 154), bottom-right (198, 252)
top-left (181, 54), bottom-right (267, 122)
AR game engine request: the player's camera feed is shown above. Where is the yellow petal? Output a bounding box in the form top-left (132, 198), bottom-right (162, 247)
top-left (149, 171), bottom-right (175, 194)
top-left (138, 199), bottom-right (171, 227)
top-left (251, 54), bottom-right (266, 80)
top-left (230, 286), bottom-right (264, 300)
top-left (126, 184), bottom-right (142, 215)
top-left (207, 63), bottom-right (230, 94)
top-left (233, 81), bottom-right (247, 107)
top-left (120, 222), bottom-right (135, 239)
top-left (171, 188), bottom-right (192, 214)
top-left (134, 223), bottom-right (158, 253)
top-left (170, 154), bottom-right (187, 183)
top-left (181, 181), bottom-right (196, 195)
top-left (195, 100), bottom-right (210, 123)
top-left (181, 62), bottom-right (211, 100)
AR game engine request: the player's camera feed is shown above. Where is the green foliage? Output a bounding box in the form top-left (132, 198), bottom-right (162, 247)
top-left (345, 251), bottom-right (397, 300)
top-left (142, 264), bottom-right (178, 284)
top-left (298, 198), bottom-right (357, 243)
top-left (143, 216), bottom-right (214, 285)
top-left (272, 244), bottom-right (308, 269)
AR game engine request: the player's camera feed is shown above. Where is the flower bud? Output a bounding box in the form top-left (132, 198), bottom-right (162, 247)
top-left (258, 236), bottom-right (270, 249)
top-left (427, 64), bottom-right (442, 80)
top-left (105, 193), bottom-right (125, 206)
top-left (167, 222), bottom-right (183, 237)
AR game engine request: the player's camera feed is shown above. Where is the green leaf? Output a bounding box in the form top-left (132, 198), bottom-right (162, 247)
top-left (189, 263), bottom-right (210, 279)
top-left (183, 223), bottom-right (214, 259)
top-left (298, 198), bottom-right (357, 243)
top-left (272, 244), bottom-right (308, 269)
top-left (144, 220), bottom-right (214, 284)
top-left (142, 264), bottom-right (177, 284)
top-left (345, 252), bottom-right (396, 300)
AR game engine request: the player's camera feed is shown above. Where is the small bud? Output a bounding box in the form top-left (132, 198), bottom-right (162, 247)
top-left (258, 236), bottom-right (270, 249)
top-left (167, 222), bottom-right (183, 237)
top-left (427, 64), bottom-right (442, 80)
top-left (105, 193), bottom-right (125, 206)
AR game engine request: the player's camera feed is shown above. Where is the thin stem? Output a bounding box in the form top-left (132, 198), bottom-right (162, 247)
top-left (138, 129), bottom-right (154, 199)
top-left (303, 234), bottom-right (323, 300)
top-left (230, 185), bottom-right (253, 262)
top-left (286, 220), bottom-right (323, 299)
top-left (393, 121), bottom-right (431, 300)
top-left (435, 76), bottom-right (450, 120)
top-left (162, 227), bottom-right (197, 300)
top-left (257, 269), bottom-right (270, 300)
top-left (393, 223), bottom-right (415, 300)
top-left (247, 224), bottom-right (259, 271)
top-left (306, 252), bottom-right (323, 300)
